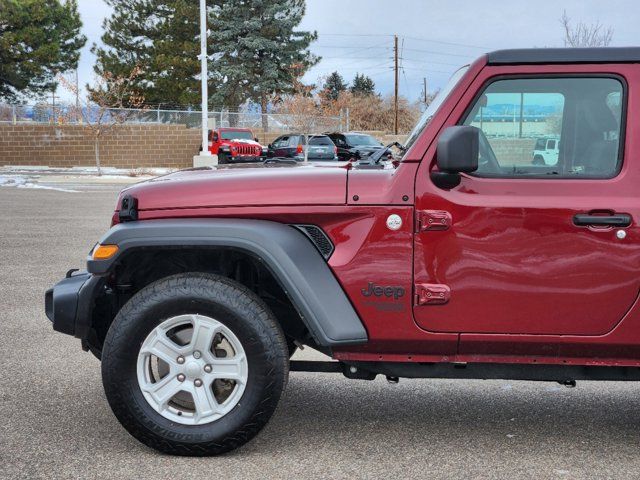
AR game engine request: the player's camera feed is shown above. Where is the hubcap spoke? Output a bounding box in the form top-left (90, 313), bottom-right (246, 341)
top-left (190, 315), bottom-right (220, 359)
top-left (140, 330), bottom-right (182, 367)
top-left (190, 381), bottom-right (219, 422)
top-left (142, 375), bottom-right (183, 407)
top-left (211, 355), bottom-right (246, 383)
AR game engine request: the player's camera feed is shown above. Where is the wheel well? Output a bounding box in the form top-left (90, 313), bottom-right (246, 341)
top-left (88, 247), bottom-right (313, 354)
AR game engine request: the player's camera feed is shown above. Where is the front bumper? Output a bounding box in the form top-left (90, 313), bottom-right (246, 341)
top-left (45, 270), bottom-right (102, 338)
top-left (228, 155), bottom-right (263, 163)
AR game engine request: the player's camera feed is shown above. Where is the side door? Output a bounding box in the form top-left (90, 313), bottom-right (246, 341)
top-left (413, 68), bottom-right (640, 337)
top-left (272, 136), bottom-right (290, 157)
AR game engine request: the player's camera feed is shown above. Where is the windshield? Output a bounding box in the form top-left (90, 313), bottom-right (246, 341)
top-left (308, 136), bottom-right (333, 146)
top-left (404, 66), bottom-right (469, 150)
top-left (220, 130), bottom-right (254, 140)
top-left (345, 134), bottom-right (381, 147)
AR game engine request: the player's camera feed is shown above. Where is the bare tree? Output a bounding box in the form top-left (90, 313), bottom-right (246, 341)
top-left (58, 67), bottom-right (145, 175)
top-left (560, 10), bottom-right (614, 47)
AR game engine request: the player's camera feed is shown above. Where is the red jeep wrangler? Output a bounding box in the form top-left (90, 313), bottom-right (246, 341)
top-left (46, 48), bottom-right (640, 455)
top-left (208, 127), bottom-right (264, 163)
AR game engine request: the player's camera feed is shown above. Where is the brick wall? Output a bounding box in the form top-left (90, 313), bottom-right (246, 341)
top-left (0, 124), bottom-right (201, 169)
top-left (488, 137), bottom-right (537, 166)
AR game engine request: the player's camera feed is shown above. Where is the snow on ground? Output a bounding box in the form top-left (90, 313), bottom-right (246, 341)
top-left (1, 166), bottom-right (175, 177)
top-left (0, 166), bottom-right (176, 191)
top-left (0, 175), bottom-right (80, 193)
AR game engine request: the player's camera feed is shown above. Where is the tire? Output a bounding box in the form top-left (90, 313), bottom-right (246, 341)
top-left (218, 152), bottom-right (229, 164)
top-left (101, 273), bottom-right (289, 456)
top-left (532, 155), bottom-right (544, 165)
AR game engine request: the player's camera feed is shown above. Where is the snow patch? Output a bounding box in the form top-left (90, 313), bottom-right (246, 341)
top-left (0, 175), bottom-right (78, 193)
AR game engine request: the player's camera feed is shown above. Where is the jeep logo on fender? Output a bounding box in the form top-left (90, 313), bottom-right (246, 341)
top-left (361, 282), bottom-right (405, 300)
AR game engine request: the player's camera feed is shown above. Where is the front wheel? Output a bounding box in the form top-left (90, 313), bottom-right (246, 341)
top-left (101, 273), bottom-right (289, 455)
top-left (217, 152), bottom-right (229, 164)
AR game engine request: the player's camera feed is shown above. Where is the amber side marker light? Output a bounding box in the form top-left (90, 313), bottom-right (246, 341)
top-left (92, 244), bottom-right (119, 260)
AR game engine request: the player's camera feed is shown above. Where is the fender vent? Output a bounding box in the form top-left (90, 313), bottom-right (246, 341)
top-left (292, 225), bottom-right (334, 260)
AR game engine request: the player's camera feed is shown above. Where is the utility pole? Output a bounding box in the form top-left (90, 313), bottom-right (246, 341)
top-left (393, 35), bottom-right (399, 135)
top-left (75, 69), bottom-right (80, 123)
top-left (199, 0), bottom-right (211, 156)
top-left (423, 77), bottom-right (428, 104)
top-left (51, 87), bottom-right (56, 124)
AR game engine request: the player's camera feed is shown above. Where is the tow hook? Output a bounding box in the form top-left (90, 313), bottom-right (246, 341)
top-left (559, 379), bottom-right (577, 388)
top-left (386, 376), bottom-right (399, 384)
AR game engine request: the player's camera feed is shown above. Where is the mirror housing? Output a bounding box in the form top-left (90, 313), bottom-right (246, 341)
top-left (431, 126), bottom-right (480, 189)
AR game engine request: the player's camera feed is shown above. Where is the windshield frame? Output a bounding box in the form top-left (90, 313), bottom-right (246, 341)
top-left (345, 134), bottom-right (382, 147)
top-left (403, 65), bottom-right (470, 151)
top-left (220, 130), bottom-right (254, 141)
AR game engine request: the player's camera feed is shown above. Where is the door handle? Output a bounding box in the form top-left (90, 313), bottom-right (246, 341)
top-left (573, 213), bottom-right (632, 227)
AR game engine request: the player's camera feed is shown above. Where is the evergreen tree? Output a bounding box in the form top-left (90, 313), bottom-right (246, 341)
top-left (350, 73), bottom-right (375, 96)
top-left (0, 0), bottom-right (86, 101)
top-left (94, 0), bottom-right (203, 108)
top-left (208, 0), bottom-right (318, 130)
top-left (322, 72), bottom-right (347, 102)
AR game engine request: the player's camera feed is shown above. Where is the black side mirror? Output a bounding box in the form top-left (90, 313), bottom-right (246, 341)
top-left (431, 126), bottom-right (479, 189)
top-left (268, 144), bottom-right (272, 149)
top-left (255, 137), bottom-right (259, 142)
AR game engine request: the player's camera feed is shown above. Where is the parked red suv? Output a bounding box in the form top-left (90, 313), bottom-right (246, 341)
top-left (46, 47), bottom-right (640, 456)
top-left (208, 127), bottom-right (264, 163)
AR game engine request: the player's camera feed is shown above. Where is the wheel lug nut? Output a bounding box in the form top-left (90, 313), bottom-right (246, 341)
top-left (193, 351), bottom-right (202, 359)
top-left (177, 356), bottom-right (185, 364)
top-left (204, 364), bottom-right (212, 373)
top-left (194, 378), bottom-right (203, 387)
top-left (177, 374), bottom-right (185, 382)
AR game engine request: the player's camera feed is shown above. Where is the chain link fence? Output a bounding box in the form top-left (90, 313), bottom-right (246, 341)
top-left (0, 103), bottom-right (345, 135)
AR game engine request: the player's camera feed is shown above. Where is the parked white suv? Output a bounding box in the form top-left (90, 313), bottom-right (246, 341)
top-left (532, 136), bottom-right (560, 165)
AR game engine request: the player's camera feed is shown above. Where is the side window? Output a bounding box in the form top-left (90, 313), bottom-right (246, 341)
top-left (462, 77), bottom-right (624, 178)
top-left (273, 136), bottom-right (288, 148)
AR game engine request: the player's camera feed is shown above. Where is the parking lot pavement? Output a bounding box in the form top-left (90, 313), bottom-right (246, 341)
top-left (2, 184), bottom-right (640, 480)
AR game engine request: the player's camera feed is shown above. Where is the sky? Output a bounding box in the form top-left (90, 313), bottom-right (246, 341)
top-left (66, 0), bottom-right (639, 104)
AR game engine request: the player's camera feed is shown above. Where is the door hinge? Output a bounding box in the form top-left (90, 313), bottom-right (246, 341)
top-left (416, 210), bottom-right (451, 232)
top-left (415, 283), bottom-right (451, 306)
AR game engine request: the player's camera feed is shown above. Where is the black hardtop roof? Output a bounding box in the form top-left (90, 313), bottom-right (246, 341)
top-left (487, 47), bottom-right (640, 65)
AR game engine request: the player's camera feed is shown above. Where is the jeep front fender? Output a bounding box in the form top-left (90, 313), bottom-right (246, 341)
top-left (88, 219), bottom-right (368, 346)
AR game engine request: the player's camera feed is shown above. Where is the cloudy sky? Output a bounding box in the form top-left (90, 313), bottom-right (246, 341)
top-left (68, 0), bottom-right (639, 104)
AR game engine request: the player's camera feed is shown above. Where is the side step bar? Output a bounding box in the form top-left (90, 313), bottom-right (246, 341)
top-left (289, 360), bottom-right (640, 383)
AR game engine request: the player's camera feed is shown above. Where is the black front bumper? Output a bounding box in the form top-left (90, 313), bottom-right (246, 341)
top-left (45, 270), bottom-right (102, 338)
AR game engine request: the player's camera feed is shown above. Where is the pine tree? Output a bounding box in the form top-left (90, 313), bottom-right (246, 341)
top-left (208, 0), bottom-right (318, 130)
top-left (0, 0), bottom-right (86, 101)
top-left (322, 72), bottom-right (347, 102)
top-left (94, 0), bottom-right (203, 108)
top-left (350, 73), bottom-right (376, 97)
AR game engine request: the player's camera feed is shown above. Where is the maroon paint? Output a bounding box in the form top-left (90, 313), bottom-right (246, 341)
top-left (113, 56), bottom-right (640, 367)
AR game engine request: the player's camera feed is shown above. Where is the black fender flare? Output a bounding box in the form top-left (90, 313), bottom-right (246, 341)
top-left (88, 219), bottom-right (368, 346)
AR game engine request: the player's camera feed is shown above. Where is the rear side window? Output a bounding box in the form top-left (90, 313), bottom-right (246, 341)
top-left (462, 77), bottom-right (624, 178)
top-left (309, 136), bottom-right (333, 146)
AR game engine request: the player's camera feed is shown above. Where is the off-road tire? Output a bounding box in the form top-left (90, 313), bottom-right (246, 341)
top-left (218, 152), bottom-right (229, 164)
top-left (101, 273), bottom-right (289, 456)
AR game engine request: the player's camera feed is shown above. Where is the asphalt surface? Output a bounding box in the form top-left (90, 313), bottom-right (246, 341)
top-left (1, 182), bottom-right (640, 480)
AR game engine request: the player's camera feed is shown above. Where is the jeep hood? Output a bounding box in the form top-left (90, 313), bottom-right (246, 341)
top-left (119, 163), bottom-right (348, 211)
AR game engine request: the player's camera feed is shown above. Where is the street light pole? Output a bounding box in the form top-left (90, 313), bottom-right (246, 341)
top-left (199, 0), bottom-right (210, 156)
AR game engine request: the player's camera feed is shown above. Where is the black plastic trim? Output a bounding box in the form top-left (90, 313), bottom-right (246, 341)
top-left (87, 219), bottom-right (368, 346)
top-left (45, 271), bottom-right (91, 336)
top-left (487, 47), bottom-right (640, 65)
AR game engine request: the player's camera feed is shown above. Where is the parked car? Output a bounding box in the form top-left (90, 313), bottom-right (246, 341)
top-left (46, 47), bottom-right (639, 457)
top-left (208, 128), bottom-right (264, 164)
top-left (266, 134), bottom-right (338, 161)
top-left (532, 136), bottom-right (560, 165)
top-left (326, 132), bottom-right (384, 161)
